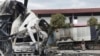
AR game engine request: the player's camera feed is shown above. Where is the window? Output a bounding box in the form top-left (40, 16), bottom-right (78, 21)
top-left (16, 36), bottom-right (32, 42)
top-left (74, 16), bottom-right (77, 19)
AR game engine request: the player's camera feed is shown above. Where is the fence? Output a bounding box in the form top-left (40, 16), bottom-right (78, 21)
top-left (13, 52), bottom-right (34, 56)
top-left (55, 27), bottom-right (91, 41)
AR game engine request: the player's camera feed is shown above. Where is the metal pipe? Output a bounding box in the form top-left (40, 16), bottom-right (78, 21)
top-left (24, 0), bottom-right (28, 8)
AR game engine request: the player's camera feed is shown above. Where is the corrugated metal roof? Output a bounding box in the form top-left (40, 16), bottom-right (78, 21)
top-left (32, 8), bottom-right (100, 14)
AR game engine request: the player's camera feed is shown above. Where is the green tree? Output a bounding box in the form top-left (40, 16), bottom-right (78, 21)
top-left (49, 14), bottom-right (67, 46)
top-left (50, 14), bottom-right (66, 29)
top-left (88, 17), bottom-right (98, 26)
top-left (97, 23), bottom-right (100, 29)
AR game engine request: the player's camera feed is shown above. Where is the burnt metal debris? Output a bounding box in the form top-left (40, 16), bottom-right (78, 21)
top-left (0, 0), bottom-right (100, 56)
top-left (0, 0), bottom-right (51, 56)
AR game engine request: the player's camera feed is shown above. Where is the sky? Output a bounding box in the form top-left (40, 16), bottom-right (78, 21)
top-left (17, 0), bottom-right (100, 10)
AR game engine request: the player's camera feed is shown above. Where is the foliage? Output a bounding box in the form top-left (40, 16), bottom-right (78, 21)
top-left (63, 23), bottom-right (71, 28)
top-left (97, 23), bottom-right (100, 29)
top-left (87, 17), bottom-right (98, 26)
top-left (50, 14), bottom-right (67, 29)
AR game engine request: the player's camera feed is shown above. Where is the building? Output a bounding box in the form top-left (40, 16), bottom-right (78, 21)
top-left (32, 8), bottom-right (100, 24)
top-left (32, 8), bottom-right (100, 41)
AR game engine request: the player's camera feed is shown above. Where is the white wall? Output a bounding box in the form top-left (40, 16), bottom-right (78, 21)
top-left (77, 16), bottom-right (100, 24)
top-left (65, 17), bottom-right (70, 23)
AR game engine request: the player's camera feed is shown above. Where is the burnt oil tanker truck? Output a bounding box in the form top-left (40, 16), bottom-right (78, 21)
top-left (0, 0), bottom-right (50, 56)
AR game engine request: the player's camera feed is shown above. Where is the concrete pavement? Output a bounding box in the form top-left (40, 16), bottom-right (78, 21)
top-left (58, 50), bottom-right (100, 54)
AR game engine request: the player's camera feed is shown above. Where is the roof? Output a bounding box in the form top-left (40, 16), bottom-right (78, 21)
top-left (32, 8), bottom-right (100, 14)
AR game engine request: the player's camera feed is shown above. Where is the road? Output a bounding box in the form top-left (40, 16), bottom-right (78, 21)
top-left (58, 50), bottom-right (100, 54)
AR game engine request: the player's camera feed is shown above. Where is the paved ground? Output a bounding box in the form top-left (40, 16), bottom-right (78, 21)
top-left (13, 50), bottom-right (100, 56)
top-left (58, 50), bottom-right (100, 54)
